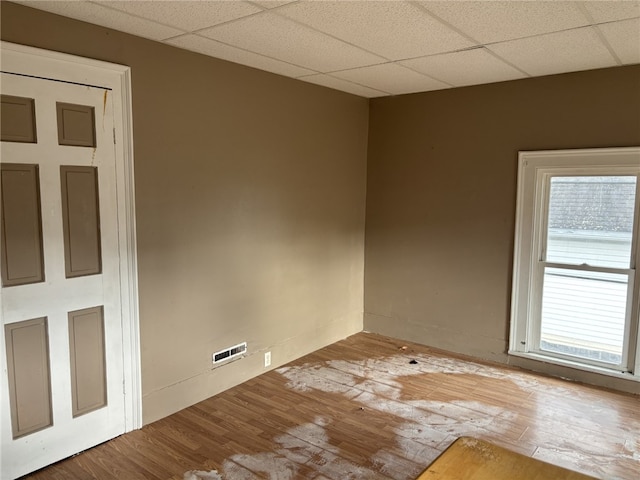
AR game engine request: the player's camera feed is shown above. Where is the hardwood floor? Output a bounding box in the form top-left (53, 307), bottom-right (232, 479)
top-left (25, 333), bottom-right (639, 480)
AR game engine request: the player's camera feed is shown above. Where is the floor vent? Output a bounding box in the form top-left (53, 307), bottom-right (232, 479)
top-left (213, 342), bottom-right (247, 364)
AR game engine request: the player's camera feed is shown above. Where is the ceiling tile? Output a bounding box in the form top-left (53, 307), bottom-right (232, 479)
top-left (166, 34), bottom-right (315, 78)
top-left (199, 12), bottom-right (385, 72)
top-left (581, 1), bottom-right (640, 23)
top-left (331, 63), bottom-right (449, 96)
top-left (276, 1), bottom-right (474, 60)
top-left (15, 0), bottom-right (637, 99)
top-left (14, 1), bottom-right (183, 40)
top-left (401, 48), bottom-right (527, 87)
top-left (299, 74), bottom-right (389, 98)
top-left (488, 27), bottom-right (617, 77)
top-left (598, 18), bottom-right (640, 65)
top-left (97, 1), bottom-right (262, 32)
top-left (419, 1), bottom-right (589, 44)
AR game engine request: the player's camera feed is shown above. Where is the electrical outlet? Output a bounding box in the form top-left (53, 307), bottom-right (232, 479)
top-left (264, 351), bottom-right (271, 367)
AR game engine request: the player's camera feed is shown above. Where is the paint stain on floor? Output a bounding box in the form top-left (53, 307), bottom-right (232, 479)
top-left (183, 470), bottom-right (223, 480)
top-left (184, 350), bottom-right (639, 480)
top-left (220, 417), bottom-right (395, 480)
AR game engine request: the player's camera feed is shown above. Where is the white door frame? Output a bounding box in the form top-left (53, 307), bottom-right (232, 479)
top-left (0, 41), bottom-right (142, 432)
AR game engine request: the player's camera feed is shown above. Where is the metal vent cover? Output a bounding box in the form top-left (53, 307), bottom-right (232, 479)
top-left (213, 342), bottom-right (247, 364)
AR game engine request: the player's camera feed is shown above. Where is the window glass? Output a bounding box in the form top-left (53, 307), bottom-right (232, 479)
top-left (540, 267), bottom-right (627, 365)
top-left (546, 176), bottom-right (636, 269)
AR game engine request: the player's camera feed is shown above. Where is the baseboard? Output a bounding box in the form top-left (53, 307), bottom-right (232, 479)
top-left (142, 310), bottom-right (363, 424)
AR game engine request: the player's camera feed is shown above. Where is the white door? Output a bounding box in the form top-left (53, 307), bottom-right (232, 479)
top-left (1, 71), bottom-right (126, 478)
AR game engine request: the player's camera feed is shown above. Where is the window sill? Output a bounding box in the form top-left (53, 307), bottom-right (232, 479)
top-left (508, 350), bottom-right (640, 383)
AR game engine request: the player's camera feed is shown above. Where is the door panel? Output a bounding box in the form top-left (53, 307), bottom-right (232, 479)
top-left (56, 102), bottom-right (96, 147)
top-left (68, 306), bottom-right (107, 417)
top-left (60, 165), bottom-right (102, 277)
top-left (1, 72), bottom-right (125, 479)
top-left (0, 95), bottom-right (37, 143)
top-left (0, 163), bottom-right (45, 286)
top-left (4, 317), bottom-right (52, 438)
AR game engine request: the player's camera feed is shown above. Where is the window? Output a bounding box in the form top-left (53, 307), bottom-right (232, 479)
top-left (510, 148), bottom-right (640, 378)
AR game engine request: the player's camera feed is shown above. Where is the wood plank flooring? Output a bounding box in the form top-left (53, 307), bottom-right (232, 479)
top-left (25, 333), bottom-right (639, 480)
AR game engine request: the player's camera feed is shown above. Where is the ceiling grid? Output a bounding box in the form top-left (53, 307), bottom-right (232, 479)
top-left (15, 0), bottom-right (640, 97)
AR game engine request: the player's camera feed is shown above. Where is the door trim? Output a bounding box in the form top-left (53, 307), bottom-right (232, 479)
top-left (0, 41), bottom-right (142, 432)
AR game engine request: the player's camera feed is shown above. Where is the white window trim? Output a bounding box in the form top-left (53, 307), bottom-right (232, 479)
top-left (510, 147), bottom-right (640, 382)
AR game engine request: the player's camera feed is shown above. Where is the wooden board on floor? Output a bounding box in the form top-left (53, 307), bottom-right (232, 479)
top-left (416, 436), bottom-right (598, 480)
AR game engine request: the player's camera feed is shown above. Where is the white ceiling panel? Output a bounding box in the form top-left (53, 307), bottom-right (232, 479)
top-left (332, 63), bottom-right (449, 96)
top-left (419, 1), bottom-right (590, 44)
top-left (299, 74), bottom-right (388, 98)
top-left (97, 1), bottom-right (262, 33)
top-left (400, 47), bottom-right (526, 87)
top-left (198, 11), bottom-right (385, 72)
top-left (16, 1), bottom-right (184, 40)
top-left (276, 1), bottom-right (474, 61)
top-left (598, 18), bottom-right (640, 65)
top-left (13, 1), bottom-right (640, 98)
top-left (581, 0), bottom-right (640, 22)
top-left (166, 34), bottom-right (315, 78)
top-left (488, 27), bottom-right (618, 77)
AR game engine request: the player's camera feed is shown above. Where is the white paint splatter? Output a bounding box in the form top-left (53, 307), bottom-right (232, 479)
top-left (367, 449), bottom-right (423, 480)
top-left (221, 417), bottom-right (391, 480)
top-left (622, 437), bottom-right (640, 461)
top-left (183, 470), bottom-right (223, 480)
top-left (276, 352), bottom-right (638, 479)
top-left (278, 360), bottom-right (517, 443)
top-left (185, 349), bottom-right (638, 480)
top-left (227, 452), bottom-right (298, 480)
top-left (219, 460), bottom-right (259, 480)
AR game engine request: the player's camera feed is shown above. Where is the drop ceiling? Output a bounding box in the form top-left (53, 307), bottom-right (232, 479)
top-left (14, 0), bottom-right (640, 98)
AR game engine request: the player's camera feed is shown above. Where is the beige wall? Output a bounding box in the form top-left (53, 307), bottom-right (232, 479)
top-left (3, 2), bottom-right (639, 418)
top-left (365, 65), bottom-right (640, 394)
top-left (1, 2), bottom-right (368, 423)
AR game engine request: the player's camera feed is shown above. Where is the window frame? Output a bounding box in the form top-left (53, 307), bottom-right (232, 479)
top-left (510, 147), bottom-right (640, 380)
